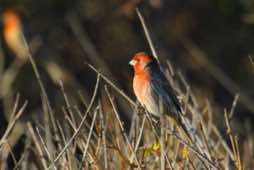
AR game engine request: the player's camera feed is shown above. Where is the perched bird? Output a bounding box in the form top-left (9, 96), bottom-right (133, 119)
top-left (129, 52), bottom-right (191, 139)
top-left (3, 9), bottom-right (29, 60)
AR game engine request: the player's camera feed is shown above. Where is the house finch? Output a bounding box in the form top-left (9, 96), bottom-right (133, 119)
top-left (3, 9), bottom-right (29, 60)
top-left (129, 52), bottom-right (191, 140)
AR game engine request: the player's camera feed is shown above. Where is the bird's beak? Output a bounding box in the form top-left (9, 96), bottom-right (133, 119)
top-left (129, 59), bottom-right (137, 66)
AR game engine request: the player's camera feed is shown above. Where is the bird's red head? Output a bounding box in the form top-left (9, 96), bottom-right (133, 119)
top-left (129, 52), bottom-right (154, 74)
top-left (3, 9), bottom-right (20, 33)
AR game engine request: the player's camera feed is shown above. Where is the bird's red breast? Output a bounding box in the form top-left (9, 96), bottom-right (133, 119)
top-left (133, 68), bottom-right (151, 106)
top-left (129, 52), bottom-right (154, 107)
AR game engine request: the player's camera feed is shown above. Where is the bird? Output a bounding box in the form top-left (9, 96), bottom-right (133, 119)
top-left (129, 52), bottom-right (192, 141)
top-left (3, 9), bottom-right (30, 60)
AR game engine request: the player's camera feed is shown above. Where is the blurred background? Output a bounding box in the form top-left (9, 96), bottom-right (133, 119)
top-left (0, 0), bottom-right (254, 168)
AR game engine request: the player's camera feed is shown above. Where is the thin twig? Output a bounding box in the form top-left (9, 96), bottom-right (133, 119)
top-left (163, 127), bottom-right (219, 169)
top-left (105, 86), bottom-right (142, 169)
top-left (136, 8), bottom-right (159, 62)
top-left (22, 34), bottom-right (60, 155)
top-left (60, 81), bottom-right (77, 127)
top-left (0, 100), bottom-right (27, 147)
top-left (13, 138), bottom-right (31, 170)
top-left (99, 103), bottom-right (108, 169)
top-left (27, 123), bottom-right (48, 170)
top-left (229, 94), bottom-right (239, 119)
top-left (5, 142), bottom-right (18, 166)
top-left (88, 64), bottom-right (136, 106)
top-left (249, 55), bottom-right (254, 67)
top-left (47, 74), bottom-right (100, 169)
top-left (130, 115), bottom-right (146, 163)
top-left (79, 106), bottom-right (99, 170)
top-left (36, 127), bottom-right (57, 170)
top-left (160, 117), bottom-right (165, 170)
top-left (144, 111), bottom-right (173, 169)
top-left (199, 123), bottom-right (212, 160)
top-left (211, 125), bottom-right (234, 160)
top-left (224, 109), bottom-right (243, 170)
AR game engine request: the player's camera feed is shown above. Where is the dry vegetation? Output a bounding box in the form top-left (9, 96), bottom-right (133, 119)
top-left (0, 3), bottom-right (254, 170)
top-left (0, 52), bottom-right (246, 170)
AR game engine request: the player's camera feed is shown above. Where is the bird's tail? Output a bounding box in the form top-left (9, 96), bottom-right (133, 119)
top-left (177, 114), bottom-right (212, 160)
top-left (177, 116), bottom-right (194, 143)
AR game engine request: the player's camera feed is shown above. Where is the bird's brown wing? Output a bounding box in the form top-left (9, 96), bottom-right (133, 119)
top-left (149, 66), bottom-right (194, 142)
top-left (148, 64), bottom-right (182, 118)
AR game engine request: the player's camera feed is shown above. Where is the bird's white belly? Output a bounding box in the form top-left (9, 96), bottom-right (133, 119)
top-left (141, 83), bottom-right (161, 117)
